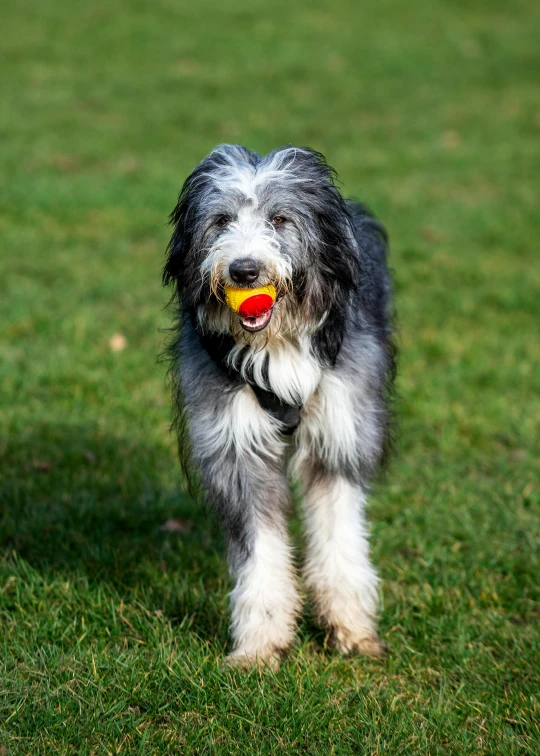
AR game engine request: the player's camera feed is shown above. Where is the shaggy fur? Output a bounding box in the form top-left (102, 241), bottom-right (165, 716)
top-left (164, 145), bottom-right (395, 667)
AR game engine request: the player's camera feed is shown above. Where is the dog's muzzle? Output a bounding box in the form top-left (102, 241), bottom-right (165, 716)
top-left (225, 283), bottom-right (277, 333)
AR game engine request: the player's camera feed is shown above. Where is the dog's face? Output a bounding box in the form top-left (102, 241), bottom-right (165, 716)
top-left (165, 145), bottom-right (359, 343)
top-left (195, 153), bottom-right (300, 335)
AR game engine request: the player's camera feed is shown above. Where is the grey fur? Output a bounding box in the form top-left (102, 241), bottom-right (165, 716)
top-left (164, 145), bottom-right (395, 662)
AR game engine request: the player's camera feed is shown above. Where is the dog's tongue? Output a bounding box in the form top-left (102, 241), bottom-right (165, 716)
top-left (238, 293), bottom-right (274, 318)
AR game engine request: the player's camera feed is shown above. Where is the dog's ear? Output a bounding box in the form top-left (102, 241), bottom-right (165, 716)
top-left (307, 202), bottom-right (360, 365)
top-left (311, 200), bottom-right (390, 367)
top-left (273, 148), bottom-right (364, 366)
top-left (286, 150), bottom-right (359, 351)
top-left (274, 147), bottom-right (360, 297)
top-left (163, 174), bottom-right (197, 294)
top-left (163, 152), bottom-right (220, 293)
top-left (315, 203), bottom-right (360, 293)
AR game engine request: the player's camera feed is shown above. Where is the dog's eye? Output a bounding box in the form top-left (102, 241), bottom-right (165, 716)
top-left (216, 215), bottom-right (231, 227)
top-left (271, 215), bottom-right (287, 226)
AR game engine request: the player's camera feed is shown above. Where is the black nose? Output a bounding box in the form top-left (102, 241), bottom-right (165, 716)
top-left (229, 258), bottom-right (260, 284)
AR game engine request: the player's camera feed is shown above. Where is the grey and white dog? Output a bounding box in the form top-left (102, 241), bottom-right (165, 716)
top-left (164, 145), bottom-right (395, 667)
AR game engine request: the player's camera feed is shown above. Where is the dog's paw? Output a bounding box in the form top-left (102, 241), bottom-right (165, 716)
top-left (333, 628), bottom-right (386, 659)
top-left (223, 647), bottom-right (283, 671)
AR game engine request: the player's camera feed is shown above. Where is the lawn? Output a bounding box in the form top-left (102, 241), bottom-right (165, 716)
top-left (1, 0), bottom-right (539, 753)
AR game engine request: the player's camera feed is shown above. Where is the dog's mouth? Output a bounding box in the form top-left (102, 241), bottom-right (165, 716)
top-left (239, 307), bottom-right (274, 333)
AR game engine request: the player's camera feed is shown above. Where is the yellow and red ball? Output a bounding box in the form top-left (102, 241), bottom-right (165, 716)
top-left (224, 285), bottom-right (277, 318)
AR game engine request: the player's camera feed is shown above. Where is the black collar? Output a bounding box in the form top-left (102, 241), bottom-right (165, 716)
top-left (196, 328), bottom-right (302, 435)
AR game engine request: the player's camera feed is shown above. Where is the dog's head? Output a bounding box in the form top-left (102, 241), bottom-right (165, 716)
top-left (164, 145), bottom-right (359, 344)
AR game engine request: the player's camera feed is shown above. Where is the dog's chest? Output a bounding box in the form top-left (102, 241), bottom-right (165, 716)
top-left (250, 336), bottom-right (322, 407)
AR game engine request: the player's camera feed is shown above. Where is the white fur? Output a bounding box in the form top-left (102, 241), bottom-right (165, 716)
top-left (301, 475), bottom-right (379, 652)
top-left (229, 331), bottom-right (321, 407)
top-left (194, 384), bottom-right (285, 465)
top-left (228, 522), bottom-right (300, 665)
top-left (291, 348), bottom-right (386, 478)
top-left (291, 369), bottom-right (358, 475)
top-left (204, 145), bottom-right (317, 203)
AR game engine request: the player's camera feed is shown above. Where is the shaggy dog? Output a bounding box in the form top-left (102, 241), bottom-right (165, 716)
top-left (164, 145), bottom-right (395, 667)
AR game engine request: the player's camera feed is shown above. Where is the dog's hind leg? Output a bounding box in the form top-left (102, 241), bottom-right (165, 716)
top-left (300, 472), bottom-right (385, 658)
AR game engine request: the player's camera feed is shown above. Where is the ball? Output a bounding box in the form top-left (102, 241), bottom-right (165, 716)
top-left (224, 285), bottom-right (277, 316)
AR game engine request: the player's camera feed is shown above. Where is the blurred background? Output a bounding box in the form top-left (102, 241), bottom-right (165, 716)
top-left (1, 0), bottom-right (539, 751)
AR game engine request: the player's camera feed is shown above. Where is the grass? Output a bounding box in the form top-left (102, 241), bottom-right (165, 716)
top-left (1, 0), bottom-right (539, 752)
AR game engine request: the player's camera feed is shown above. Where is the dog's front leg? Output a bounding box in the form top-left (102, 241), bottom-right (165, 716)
top-left (190, 384), bottom-right (300, 668)
top-left (300, 472), bottom-right (385, 658)
top-left (290, 368), bottom-right (387, 659)
top-left (226, 491), bottom-right (299, 669)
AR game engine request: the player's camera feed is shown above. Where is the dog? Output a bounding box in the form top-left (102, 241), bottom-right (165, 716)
top-left (163, 145), bottom-right (395, 668)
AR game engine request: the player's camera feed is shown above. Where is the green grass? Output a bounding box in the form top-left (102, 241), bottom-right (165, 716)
top-left (1, 0), bottom-right (539, 752)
